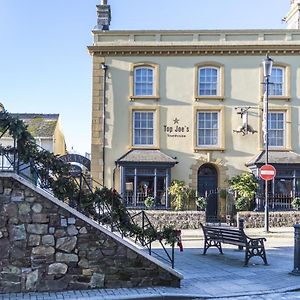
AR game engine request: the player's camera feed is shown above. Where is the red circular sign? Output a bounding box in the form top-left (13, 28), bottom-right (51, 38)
top-left (259, 164), bottom-right (276, 181)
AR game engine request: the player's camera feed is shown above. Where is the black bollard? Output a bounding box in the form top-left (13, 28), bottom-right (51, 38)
top-left (291, 224), bottom-right (300, 275)
top-left (238, 218), bottom-right (244, 250)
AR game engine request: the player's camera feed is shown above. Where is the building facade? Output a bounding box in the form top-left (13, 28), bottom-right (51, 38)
top-left (1, 113), bottom-right (66, 155)
top-left (89, 1), bottom-right (300, 218)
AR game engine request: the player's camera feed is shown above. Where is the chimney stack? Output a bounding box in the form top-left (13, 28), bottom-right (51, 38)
top-left (95, 0), bottom-right (111, 30)
top-left (285, 0), bottom-right (300, 28)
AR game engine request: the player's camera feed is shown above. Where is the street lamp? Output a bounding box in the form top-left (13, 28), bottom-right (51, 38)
top-left (262, 54), bottom-right (273, 232)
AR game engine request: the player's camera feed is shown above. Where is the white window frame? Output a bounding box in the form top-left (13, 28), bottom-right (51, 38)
top-left (132, 111), bottom-right (154, 146)
top-left (268, 111), bottom-right (285, 148)
top-left (198, 67), bottom-right (219, 96)
top-left (197, 111), bottom-right (220, 147)
top-left (134, 66), bottom-right (154, 96)
top-left (269, 67), bottom-right (285, 96)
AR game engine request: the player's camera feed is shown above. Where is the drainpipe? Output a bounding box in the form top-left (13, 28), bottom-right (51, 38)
top-left (101, 63), bottom-right (108, 186)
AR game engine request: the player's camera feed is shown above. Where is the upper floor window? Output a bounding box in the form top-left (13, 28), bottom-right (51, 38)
top-left (134, 67), bottom-right (154, 96)
top-left (133, 111), bottom-right (154, 146)
top-left (261, 63), bottom-right (290, 100)
top-left (268, 112), bottom-right (285, 147)
top-left (195, 63), bottom-right (224, 100)
top-left (197, 111), bottom-right (219, 147)
top-left (269, 67), bottom-right (284, 96)
top-left (130, 63), bottom-right (159, 100)
top-left (198, 67), bottom-right (219, 96)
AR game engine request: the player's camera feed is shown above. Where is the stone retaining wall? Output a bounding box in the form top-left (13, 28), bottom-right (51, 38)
top-left (129, 210), bottom-right (206, 230)
top-left (237, 211), bottom-right (300, 228)
top-left (0, 175), bottom-right (180, 293)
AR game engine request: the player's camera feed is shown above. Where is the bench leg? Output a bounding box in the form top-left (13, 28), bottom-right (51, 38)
top-left (203, 239), bottom-right (223, 255)
top-left (245, 242), bottom-right (268, 266)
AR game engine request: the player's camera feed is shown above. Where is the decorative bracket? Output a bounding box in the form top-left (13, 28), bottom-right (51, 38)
top-left (233, 106), bottom-right (258, 136)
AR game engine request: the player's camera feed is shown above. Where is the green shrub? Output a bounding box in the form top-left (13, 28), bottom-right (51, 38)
top-left (168, 180), bottom-right (197, 211)
top-left (144, 196), bottom-right (155, 209)
top-left (228, 172), bottom-right (258, 211)
top-left (292, 197), bottom-right (300, 210)
top-left (235, 197), bottom-right (252, 211)
top-left (195, 196), bottom-right (206, 210)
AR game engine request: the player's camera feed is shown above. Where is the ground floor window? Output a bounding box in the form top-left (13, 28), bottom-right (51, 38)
top-left (120, 166), bottom-right (171, 208)
top-left (255, 167), bottom-right (300, 210)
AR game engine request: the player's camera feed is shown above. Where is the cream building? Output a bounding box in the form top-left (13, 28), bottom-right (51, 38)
top-left (89, 1), bottom-right (300, 219)
top-left (1, 113), bottom-right (66, 155)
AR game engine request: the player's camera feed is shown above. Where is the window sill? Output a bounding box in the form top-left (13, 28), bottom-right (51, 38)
top-left (195, 96), bottom-right (224, 101)
top-left (259, 147), bottom-right (292, 152)
top-left (260, 96), bottom-right (291, 101)
top-left (130, 146), bottom-right (160, 150)
top-left (129, 96), bottom-right (160, 101)
top-left (194, 147), bottom-right (225, 152)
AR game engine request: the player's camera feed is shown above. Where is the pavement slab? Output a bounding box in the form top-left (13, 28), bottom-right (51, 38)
top-left (0, 226), bottom-right (299, 299)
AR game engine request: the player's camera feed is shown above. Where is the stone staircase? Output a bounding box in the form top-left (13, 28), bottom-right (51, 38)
top-left (0, 173), bottom-right (182, 293)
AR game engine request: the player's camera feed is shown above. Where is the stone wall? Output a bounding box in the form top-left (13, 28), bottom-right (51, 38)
top-left (0, 175), bottom-right (181, 293)
top-left (237, 211), bottom-right (300, 228)
top-left (129, 210), bottom-right (206, 230)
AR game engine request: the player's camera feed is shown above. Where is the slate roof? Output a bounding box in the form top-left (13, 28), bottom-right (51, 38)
top-left (116, 149), bottom-right (177, 165)
top-left (4, 114), bottom-right (59, 138)
top-left (246, 150), bottom-right (300, 166)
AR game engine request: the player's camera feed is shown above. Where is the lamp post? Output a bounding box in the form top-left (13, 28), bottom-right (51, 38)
top-left (262, 54), bottom-right (273, 233)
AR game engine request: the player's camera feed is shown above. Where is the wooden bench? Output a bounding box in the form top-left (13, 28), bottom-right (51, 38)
top-left (200, 223), bottom-right (268, 266)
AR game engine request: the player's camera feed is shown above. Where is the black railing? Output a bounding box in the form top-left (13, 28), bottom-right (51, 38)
top-left (129, 210), bottom-right (175, 268)
top-left (255, 193), bottom-right (298, 211)
top-left (0, 143), bottom-right (176, 268)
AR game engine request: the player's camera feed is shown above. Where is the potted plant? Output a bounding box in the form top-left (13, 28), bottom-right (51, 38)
top-left (195, 196), bottom-right (206, 210)
top-left (144, 196), bottom-right (155, 209)
top-left (292, 197), bottom-right (300, 210)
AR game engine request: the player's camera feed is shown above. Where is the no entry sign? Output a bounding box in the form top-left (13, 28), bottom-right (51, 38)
top-left (259, 164), bottom-right (276, 181)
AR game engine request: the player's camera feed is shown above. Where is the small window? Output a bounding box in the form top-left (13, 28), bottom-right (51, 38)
top-left (198, 67), bottom-right (219, 96)
top-left (197, 111), bottom-right (219, 146)
top-left (133, 111), bottom-right (154, 146)
top-left (134, 67), bottom-right (154, 96)
top-left (268, 112), bottom-right (285, 147)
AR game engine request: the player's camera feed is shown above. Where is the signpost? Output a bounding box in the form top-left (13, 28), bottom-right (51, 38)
top-left (260, 164), bottom-right (276, 233)
top-left (259, 164), bottom-right (276, 181)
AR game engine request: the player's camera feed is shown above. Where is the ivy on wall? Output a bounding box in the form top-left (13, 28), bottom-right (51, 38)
top-left (0, 110), bottom-right (181, 246)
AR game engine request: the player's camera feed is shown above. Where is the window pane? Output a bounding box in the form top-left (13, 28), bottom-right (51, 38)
top-left (133, 111), bottom-right (154, 146)
top-left (267, 67), bottom-right (284, 96)
top-left (134, 67), bottom-right (154, 96)
top-left (197, 112), bottom-right (219, 146)
top-left (198, 67), bottom-right (219, 96)
top-left (267, 112), bottom-right (285, 147)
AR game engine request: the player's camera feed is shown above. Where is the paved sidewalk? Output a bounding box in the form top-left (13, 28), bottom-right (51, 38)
top-left (0, 227), bottom-right (299, 300)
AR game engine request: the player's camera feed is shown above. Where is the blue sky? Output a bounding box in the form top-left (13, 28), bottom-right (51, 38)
top-left (0, 0), bottom-right (290, 154)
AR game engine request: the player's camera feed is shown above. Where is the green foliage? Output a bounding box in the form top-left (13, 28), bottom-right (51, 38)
top-left (235, 197), bottom-right (252, 211)
top-left (292, 197), bottom-right (300, 210)
top-left (0, 109), bottom-right (181, 247)
top-left (195, 196), bottom-right (206, 210)
top-left (168, 180), bottom-right (197, 211)
top-left (228, 172), bottom-right (258, 211)
top-left (144, 196), bottom-right (155, 209)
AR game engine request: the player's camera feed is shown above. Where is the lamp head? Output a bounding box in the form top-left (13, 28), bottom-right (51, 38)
top-left (262, 54), bottom-right (273, 77)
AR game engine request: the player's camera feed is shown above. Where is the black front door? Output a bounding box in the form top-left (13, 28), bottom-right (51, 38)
top-left (197, 164), bottom-right (218, 219)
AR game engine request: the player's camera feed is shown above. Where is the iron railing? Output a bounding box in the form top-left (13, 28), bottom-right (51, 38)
top-left (255, 193), bottom-right (298, 211)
